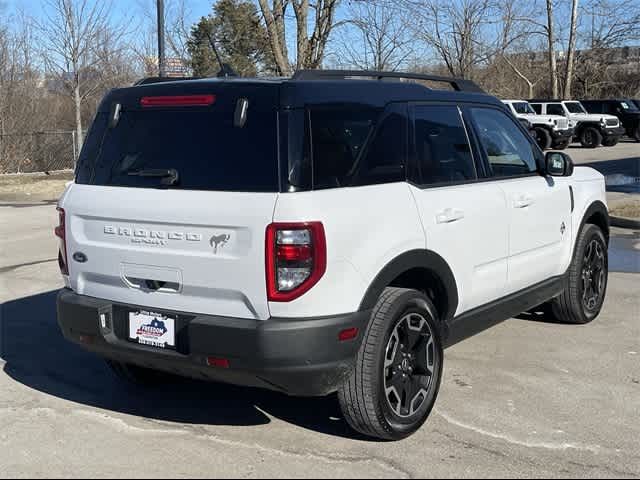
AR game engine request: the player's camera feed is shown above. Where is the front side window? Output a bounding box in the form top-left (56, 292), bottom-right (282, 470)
top-left (546, 104), bottom-right (566, 116)
top-left (565, 102), bottom-right (587, 114)
top-left (412, 105), bottom-right (476, 186)
top-left (512, 102), bottom-right (536, 115)
top-left (470, 107), bottom-right (538, 178)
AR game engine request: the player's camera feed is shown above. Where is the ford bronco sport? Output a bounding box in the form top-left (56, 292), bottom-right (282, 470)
top-left (529, 100), bottom-right (624, 148)
top-left (56, 70), bottom-right (610, 440)
top-left (503, 100), bottom-right (574, 150)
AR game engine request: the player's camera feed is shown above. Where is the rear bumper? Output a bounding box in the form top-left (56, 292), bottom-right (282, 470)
top-left (57, 289), bottom-right (370, 397)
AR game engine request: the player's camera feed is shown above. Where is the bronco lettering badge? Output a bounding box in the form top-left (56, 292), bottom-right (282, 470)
top-left (104, 226), bottom-right (202, 246)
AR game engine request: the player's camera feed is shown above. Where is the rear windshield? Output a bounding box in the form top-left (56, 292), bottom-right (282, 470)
top-left (76, 88), bottom-right (279, 192)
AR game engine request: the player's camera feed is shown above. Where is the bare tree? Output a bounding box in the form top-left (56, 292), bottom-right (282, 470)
top-left (334, 1), bottom-right (413, 71)
top-left (257, 0), bottom-right (341, 74)
top-left (404, 0), bottom-right (522, 80)
top-left (36, 0), bottom-right (128, 153)
top-left (563, 0), bottom-right (580, 98)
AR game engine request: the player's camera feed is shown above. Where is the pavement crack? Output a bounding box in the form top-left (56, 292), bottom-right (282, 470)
top-left (0, 258), bottom-right (57, 274)
top-left (77, 410), bottom-right (412, 478)
top-left (435, 409), bottom-right (604, 454)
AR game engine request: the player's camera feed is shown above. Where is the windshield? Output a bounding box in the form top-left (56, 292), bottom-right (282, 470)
top-left (512, 102), bottom-right (536, 114)
top-left (565, 102), bottom-right (587, 114)
top-left (621, 101), bottom-right (640, 112)
top-left (76, 91), bottom-right (279, 192)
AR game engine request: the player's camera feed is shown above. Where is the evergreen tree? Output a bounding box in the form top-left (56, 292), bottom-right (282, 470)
top-left (187, 0), bottom-right (275, 77)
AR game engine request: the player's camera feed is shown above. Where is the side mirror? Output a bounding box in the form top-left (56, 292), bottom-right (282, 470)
top-left (545, 151), bottom-right (574, 177)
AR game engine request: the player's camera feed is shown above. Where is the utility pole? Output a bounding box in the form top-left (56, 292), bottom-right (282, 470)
top-left (157, 0), bottom-right (166, 77)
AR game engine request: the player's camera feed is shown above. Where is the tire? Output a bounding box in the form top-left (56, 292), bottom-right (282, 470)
top-left (632, 126), bottom-right (640, 142)
top-left (338, 287), bottom-right (444, 441)
top-left (552, 140), bottom-right (570, 150)
top-left (579, 127), bottom-right (603, 148)
top-left (534, 127), bottom-right (553, 150)
top-left (602, 137), bottom-right (619, 147)
top-left (106, 359), bottom-right (172, 387)
top-left (551, 224), bottom-right (608, 324)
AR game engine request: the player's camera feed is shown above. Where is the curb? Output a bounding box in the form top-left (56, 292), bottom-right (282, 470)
top-left (610, 216), bottom-right (640, 230)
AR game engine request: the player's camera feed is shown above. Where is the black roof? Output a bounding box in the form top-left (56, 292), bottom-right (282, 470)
top-left (122, 70), bottom-right (499, 110)
top-left (528, 99), bottom-right (578, 103)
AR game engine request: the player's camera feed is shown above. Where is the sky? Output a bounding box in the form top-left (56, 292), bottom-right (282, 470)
top-left (8, 0), bottom-right (216, 25)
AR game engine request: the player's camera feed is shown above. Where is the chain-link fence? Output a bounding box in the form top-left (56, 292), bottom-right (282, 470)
top-left (0, 131), bottom-right (82, 174)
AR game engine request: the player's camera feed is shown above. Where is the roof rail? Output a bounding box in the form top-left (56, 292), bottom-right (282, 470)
top-left (292, 70), bottom-right (485, 93)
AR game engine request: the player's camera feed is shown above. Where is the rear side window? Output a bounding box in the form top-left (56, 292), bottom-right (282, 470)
top-left (411, 105), bottom-right (476, 186)
top-left (546, 104), bottom-right (565, 116)
top-left (307, 105), bottom-right (406, 190)
top-left (76, 89), bottom-right (279, 192)
top-left (469, 107), bottom-right (538, 177)
top-left (530, 104), bottom-right (542, 114)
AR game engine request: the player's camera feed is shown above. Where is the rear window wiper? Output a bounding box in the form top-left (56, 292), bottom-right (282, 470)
top-left (127, 168), bottom-right (179, 186)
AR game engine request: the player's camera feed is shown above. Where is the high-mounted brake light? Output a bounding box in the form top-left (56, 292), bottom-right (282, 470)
top-left (54, 207), bottom-right (69, 275)
top-left (140, 95), bottom-right (216, 108)
top-left (266, 222), bottom-right (326, 302)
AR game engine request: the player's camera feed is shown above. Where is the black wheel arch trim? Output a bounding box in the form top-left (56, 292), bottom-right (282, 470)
top-left (578, 200), bottom-right (610, 245)
top-left (358, 249), bottom-right (459, 323)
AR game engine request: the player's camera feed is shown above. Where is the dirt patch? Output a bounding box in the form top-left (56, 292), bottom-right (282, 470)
top-left (0, 171), bottom-right (73, 201)
top-left (609, 196), bottom-right (640, 220)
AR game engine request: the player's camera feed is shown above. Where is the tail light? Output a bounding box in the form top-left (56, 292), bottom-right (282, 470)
top-left (140, 95), bottom-right (216, 108)
top-left (266, 222), bottom-right (326, 302)
top-left (54, 207), bottom-right (69, 275)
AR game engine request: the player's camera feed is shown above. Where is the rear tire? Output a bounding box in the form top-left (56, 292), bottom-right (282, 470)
top-left (602, 137), bottom-right (619, 147)
top-left (338, 287), bottom-right (443, 441)
top-left (551, 224), bottom-right (608, 324)
top-left (106, 360), bottom-right (172, 387)
top-left (579, 127), bottom-right (603, 148)
top-left (632, 126), bottom-right (640, 142)
top-left (534, 127), bottom-right (553, 150)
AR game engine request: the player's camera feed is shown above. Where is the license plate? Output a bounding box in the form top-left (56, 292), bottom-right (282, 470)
top-left (128, 311), bottom-right (176, 349)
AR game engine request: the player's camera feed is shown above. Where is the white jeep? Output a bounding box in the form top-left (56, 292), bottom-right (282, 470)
top-left (503, 100), bottom-right (574, 150)
top-left (529, 100), bottom-right (624, 148)
top-left (56, 70), bottom-right (610, 440)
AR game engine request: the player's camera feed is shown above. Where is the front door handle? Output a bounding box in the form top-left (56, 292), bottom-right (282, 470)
top-left (514, 194), bottom-right (535, 209)
top-left (436, 208), bottom-right (465, 224)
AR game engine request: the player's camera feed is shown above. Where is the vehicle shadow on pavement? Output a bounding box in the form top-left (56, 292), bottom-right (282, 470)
top-left (0, 290), bottom-right (363, 440)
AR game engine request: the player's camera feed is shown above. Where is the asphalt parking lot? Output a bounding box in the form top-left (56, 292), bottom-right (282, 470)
top-left (0, 144), bottom-right (639, 478)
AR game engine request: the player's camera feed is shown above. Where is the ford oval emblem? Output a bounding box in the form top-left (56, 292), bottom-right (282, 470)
top-left (73, 252), bottom-right (88, 263)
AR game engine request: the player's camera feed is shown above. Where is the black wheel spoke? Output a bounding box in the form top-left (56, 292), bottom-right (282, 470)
top-left (383, 312), bottom-right (437, 419)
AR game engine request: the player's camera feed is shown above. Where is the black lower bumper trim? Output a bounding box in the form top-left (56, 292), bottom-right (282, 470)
top-left (56, 289), bottom-right (370, 397)
top-left (602, 126), bottom-right (625, 137)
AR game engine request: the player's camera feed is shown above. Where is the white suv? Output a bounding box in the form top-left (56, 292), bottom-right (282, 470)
top-left (529, 100), bottom-right (624, 148)
top-left (56, 71), bottom-right (610, 440)
top-left (503, 100), bottom-right (574, 150)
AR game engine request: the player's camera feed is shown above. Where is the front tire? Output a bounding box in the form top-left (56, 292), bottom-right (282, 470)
top-left (602, 137), bottom-right (619, 147)
top-left (552, 224), bottom-right (608, 324)
top-left (579, 127), bottom-right (603, 148)
top-left (338, 287), bottom-right (443, 440)
top-left (633, 126), bottom-right (640, 142)
top-left (534, 127), bottom-right (553, 150)
top-left (552, 140), bottom-right (570, 150)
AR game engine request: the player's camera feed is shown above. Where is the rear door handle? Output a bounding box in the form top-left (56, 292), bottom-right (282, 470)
top-left (436, 208), bottom-right (465, 224)
top-left (513, 194), bottom-right (535, 209)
